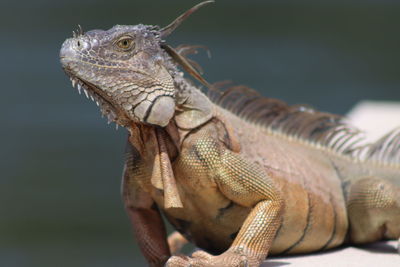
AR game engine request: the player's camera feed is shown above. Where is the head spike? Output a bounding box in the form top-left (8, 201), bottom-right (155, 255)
top-left (160, 1), bottom-right (214, 38)
top-left (77, 24), bottom-right (84, 36)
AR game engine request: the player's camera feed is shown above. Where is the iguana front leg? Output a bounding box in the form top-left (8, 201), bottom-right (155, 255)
top-left (122, 163), bottom-right (171, 267)
top-left (167, 139), bottom-right (284, 267)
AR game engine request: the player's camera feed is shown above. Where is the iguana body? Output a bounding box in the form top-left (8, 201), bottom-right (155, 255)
top-left (60, 2), bottom-right (400, 266)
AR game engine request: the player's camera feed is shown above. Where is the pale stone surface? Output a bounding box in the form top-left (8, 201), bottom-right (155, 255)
top-left (263, 241), bottom-right (399, 267)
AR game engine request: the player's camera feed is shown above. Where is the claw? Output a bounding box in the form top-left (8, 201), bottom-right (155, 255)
top-left (167, 250), bottom-right (256, 267)
top-left (240, 256), bottom-right (249, 267)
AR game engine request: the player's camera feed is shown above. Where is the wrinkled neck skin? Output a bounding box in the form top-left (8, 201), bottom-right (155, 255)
top-left (172, 74), bottom-right (214, 130)
top-left (125, 72), bottom-right (214, 207)
top-left (126, 71), bottom-right (214, 150)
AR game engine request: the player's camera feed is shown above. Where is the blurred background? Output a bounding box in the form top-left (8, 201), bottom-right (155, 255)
top-left (1, 0), bottom-right (400, 266)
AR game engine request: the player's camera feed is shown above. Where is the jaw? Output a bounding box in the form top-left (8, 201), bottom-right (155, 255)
top-left (63, 69), bottom-right (133, 127)
top-left (60, 48), bottom-right (178, 128)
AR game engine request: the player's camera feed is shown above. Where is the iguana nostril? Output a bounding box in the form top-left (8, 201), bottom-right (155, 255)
top-left (74, 38), bottom-right (91, 50)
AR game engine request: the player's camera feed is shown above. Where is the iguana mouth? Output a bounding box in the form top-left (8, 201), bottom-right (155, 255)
top-left (63, 68), bottom-right (127, 127)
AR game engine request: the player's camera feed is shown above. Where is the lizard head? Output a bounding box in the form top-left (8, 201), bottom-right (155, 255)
top-left (60, 1), bottom-right (213, 128)
top-left (60, 24), bottom-right (176, 127)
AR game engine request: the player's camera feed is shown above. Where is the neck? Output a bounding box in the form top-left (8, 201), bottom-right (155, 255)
top-left (171, 73), bottom-right (214, 130)
top-left (173, 72), bottom-right (200, 105)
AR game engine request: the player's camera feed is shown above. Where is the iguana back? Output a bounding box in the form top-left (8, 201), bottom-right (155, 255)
top-left (208, 86), bottom-right (400, 253)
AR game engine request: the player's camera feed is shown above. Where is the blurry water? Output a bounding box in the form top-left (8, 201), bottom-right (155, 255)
top-left (1, 0), bottom-right (399, 266)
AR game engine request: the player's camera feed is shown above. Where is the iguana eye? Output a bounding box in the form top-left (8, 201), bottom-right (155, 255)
top-left (116, 37), bottom-right (135, 50)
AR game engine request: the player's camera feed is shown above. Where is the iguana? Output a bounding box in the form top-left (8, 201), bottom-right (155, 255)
top-left (59, 1), bottom-right (400, 266)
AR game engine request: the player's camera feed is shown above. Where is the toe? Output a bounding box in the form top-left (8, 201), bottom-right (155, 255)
top-left (192, 250), bottom-right (213, 261)
top-left (166, 255), bottom-right (191, 267)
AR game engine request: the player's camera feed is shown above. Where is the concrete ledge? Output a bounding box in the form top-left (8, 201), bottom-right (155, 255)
top-left (263, 241), bottom-right (399, 267)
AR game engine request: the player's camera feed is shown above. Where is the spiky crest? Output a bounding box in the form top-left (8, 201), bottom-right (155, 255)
top-left (207, 83), bottom-right (366, 154)
top-left (204, 83), bottom-right (396, 168)
top-left (351, 127), bottom-right (400, 166)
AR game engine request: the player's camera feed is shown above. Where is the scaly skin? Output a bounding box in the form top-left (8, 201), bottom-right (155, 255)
top-left (60, 3), bottom-right (400, 267)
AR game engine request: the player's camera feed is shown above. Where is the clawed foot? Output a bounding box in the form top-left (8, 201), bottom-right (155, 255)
top-left (165, 250), bottom-right (261, 267)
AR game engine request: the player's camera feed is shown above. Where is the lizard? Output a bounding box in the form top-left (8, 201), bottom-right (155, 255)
top-left (59, 1), bottom-right (400, 266)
